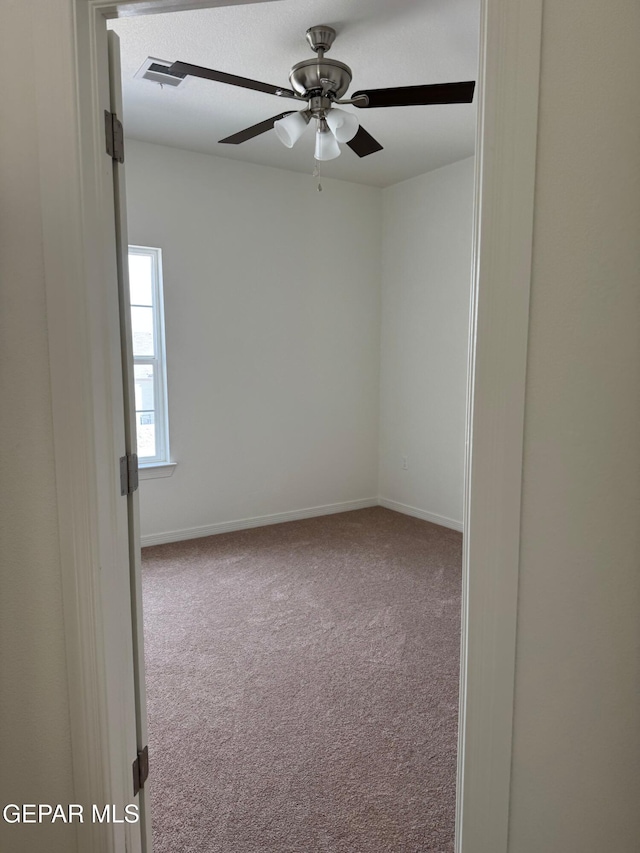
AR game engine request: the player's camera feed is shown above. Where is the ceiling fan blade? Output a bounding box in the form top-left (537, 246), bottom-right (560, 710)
top-left (346, 125), bottom-right (384, 158)
top-left (352, 81), bottom-right (476, 109)
top-left (169, 61), bottom-right (298, 100)
top-left (219, 112), bottom-right (296, 145)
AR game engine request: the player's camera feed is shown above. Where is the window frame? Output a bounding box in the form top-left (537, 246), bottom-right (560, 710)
top-left (128, 244), bottom-right (171, 468)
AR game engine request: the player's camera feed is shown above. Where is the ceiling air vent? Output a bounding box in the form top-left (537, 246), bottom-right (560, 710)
top-left (134, 57), bottom-right (186, 88)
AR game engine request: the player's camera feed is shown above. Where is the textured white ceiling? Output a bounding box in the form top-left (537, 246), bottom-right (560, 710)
top-left (109, 0), bottom-right (479, 187)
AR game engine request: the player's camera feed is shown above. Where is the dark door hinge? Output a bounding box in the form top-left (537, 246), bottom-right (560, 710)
top-left (120, 452), bottom-right (139, 496)
top-left (132, 745), bottom-right (149, 797)
top-left (104, 109), bottom-right (124, 163)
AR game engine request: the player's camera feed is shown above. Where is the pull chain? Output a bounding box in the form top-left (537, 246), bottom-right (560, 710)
top-left (313, 159), bottom-right (323, 192)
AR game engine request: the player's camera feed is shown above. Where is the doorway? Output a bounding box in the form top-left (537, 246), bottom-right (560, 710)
top-left (111, 2), bottom-right (476, 846)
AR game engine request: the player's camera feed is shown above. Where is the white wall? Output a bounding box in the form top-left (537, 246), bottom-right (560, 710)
top-left (379, 158), bottom-right (474, 528)
top-left (0, 4), bottom-right (74, 852)
top-left (126, 142), bottom-right (473, 542)
top-left (508, 0), bottom-right (640, 849)
top-left (125, 140), bottom-right (382, 541)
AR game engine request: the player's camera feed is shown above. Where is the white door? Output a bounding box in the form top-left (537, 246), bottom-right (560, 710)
top-left (100, 28), bottom-right (152, 852)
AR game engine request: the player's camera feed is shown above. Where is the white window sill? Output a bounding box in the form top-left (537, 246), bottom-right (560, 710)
top-left (139, 462), bottom-right (177, 480)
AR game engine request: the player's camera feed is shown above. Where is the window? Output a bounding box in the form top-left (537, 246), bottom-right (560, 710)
top-left (128, 246), bottom-right (171, 468)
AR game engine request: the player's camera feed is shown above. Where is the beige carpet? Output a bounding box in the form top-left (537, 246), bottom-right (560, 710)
top-left (142, 507), bottom-right (462, 852)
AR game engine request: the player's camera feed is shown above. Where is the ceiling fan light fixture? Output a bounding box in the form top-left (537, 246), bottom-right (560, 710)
top-left (326, 107), bottom-right (359, 143)
top-left (274, 110), bottom-right (311, 148)
top-left (315, 120), bottom-right (341, 161)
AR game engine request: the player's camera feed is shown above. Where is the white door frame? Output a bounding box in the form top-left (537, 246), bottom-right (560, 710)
top-left (41, 0), bottom-right (542, 849)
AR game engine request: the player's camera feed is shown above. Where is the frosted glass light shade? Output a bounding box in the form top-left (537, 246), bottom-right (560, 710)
top-left (326, 107), bottom-right (359, 143)
top-left (315, 128), bottom-right (341, 161)
top-left (274, 111), bottom-right (310, 148)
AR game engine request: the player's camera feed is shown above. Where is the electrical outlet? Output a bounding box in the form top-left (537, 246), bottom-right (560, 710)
top-left (401, 455), bottom-right (408, 470)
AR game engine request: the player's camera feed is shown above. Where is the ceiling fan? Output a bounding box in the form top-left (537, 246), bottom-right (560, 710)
top-left (167, 25), bottom-right (475, 162)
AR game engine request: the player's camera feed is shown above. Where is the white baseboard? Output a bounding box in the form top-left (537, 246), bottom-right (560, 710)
top-left (141, 498), bottom-right (379, 547)
top-left (378, 497), bottom-right (463, 532)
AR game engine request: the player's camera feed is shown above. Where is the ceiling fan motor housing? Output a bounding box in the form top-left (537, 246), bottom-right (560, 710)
top-left (289, 58), bottom-right (352, 100)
